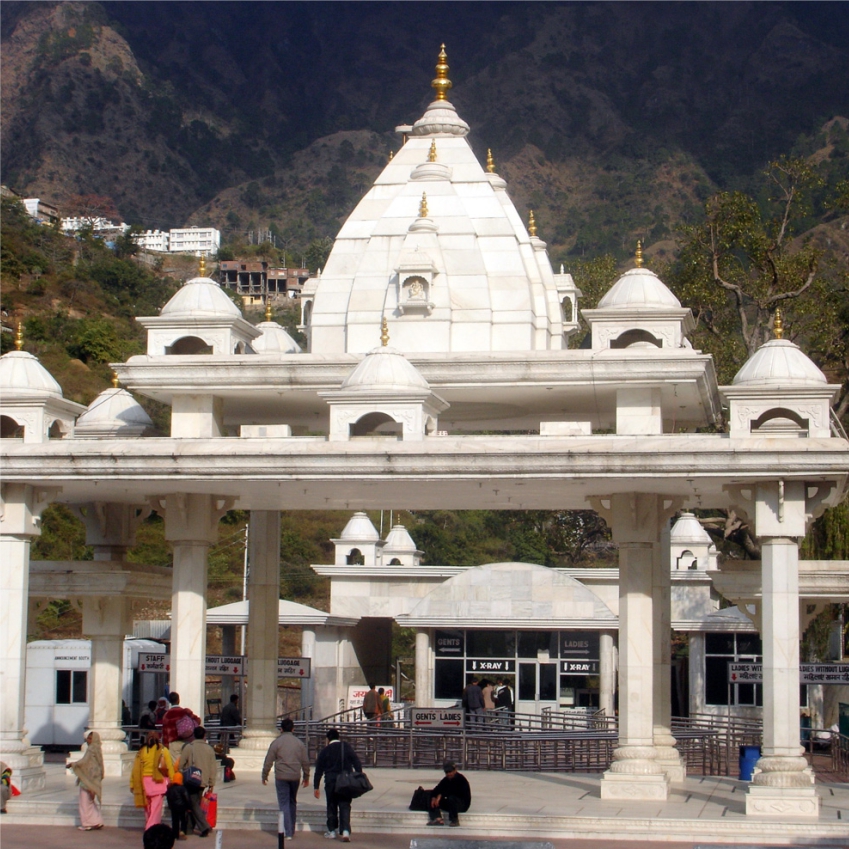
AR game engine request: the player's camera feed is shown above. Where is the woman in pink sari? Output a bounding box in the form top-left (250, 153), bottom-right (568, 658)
top-left (68, 731), bottom-right (105, 831)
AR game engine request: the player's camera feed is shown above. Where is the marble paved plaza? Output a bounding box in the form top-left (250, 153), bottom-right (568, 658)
top-left (2, 762), bottom-right (848, 847)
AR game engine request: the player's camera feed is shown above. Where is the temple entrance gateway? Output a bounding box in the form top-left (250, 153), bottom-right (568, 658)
top-left (2, 46), bottom-right (846, 819)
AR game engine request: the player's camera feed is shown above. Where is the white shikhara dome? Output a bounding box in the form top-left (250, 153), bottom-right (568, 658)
top-left (384, 523), bottom-right (417, 551)
top-left (160, 276), bottom-right (241, 318)
top-left (0, 350), bottom-right (64, 396)
top-left (340, 346), bottom-right (431, 393)
top-left (252, 321), bottom-right (302, 354)
top-left (669, 512), bottom-right (712, 546)
top-left (598, 267), bottom-right (682, 310)
top-left (339, 511), bottom-right (381, 542)
top-left (74, 387), bottom-right (153, 438)
top-left (732, 338), bottom-right (827, 386)
top-left (304, 48), bottom-right (570, 356)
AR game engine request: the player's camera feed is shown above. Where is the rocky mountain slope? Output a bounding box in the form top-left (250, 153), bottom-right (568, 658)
top-left (3, 1), bottom-right (849, 260)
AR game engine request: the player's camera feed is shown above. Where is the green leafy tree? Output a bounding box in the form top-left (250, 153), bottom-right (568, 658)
top-left (672, 157), bottom-right (846, 395)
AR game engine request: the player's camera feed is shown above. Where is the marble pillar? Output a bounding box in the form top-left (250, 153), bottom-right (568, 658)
top-left (600, 493), bottom-right (669, 800)
top-left (301, 627), bottom-right (316, 718)
top-left (746, 480), bottom-right (819, 817)
top-left (234, 510), bottom-right (281, 770)
top-left (599, 631), bottom-right (616, 718)
top-left (415, 629), bottom-right (432, 707)
top-left (163, 494), bottom-right (227, 714)
top-left (0, 483), bottom-right (49, 790)
top-left (80, 597), bottom-right (135, 776)
top-left (653, 529), bottom-right (685, 782)
top-left (73, 503), bottom-right (147, 776)
top-left (220, 625), bottom-right (238, 704)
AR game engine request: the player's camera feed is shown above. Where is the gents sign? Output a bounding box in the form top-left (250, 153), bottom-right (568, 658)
top-left (411, 708), bottom-right (464, 728)
top-left (466, 659), bottom-right (515, 673)
top-left (729, 662), bottom-right (849, 684)
top-left (560, 632), bottom-right (600, 660)
top-left (435, 630), bottom-right (464, 656)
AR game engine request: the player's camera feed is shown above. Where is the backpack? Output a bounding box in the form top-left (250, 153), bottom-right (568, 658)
top-left (175, 712), bottom-right (198, 740)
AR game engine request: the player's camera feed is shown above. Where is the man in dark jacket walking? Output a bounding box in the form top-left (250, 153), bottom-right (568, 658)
top-left (462, 677), bottom-right (485, 726)
top-left (313, 728), bottom-right (362, 842)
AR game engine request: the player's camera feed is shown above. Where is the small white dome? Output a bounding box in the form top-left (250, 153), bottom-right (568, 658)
top-left (340, 511), bottom-right (380, 541)
top-left (160, 277), bottom-right (242, 318)
top-left (598, 267), bottom-right (681, 310)
top-left (670, 513), bottom-right (712, 545)
top-left (732, 339), bottom-right (827, 386)
top-left (340, 346), bottom-right (431, 392)
top-left (75, 387), bottom-right (153, 437)
top-left (252, 321), bottom-right (302, 354)
top-left (0, 350), bottom-right (63, 397)
top-left (384, 524), bottom-right (417, 551)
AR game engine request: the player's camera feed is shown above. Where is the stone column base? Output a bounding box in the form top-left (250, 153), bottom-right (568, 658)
top-left (657, 758), bottom-right (686, 783)
top-left (654, 744), bottom-right (686, 784)
top-left (600, 770), bottom-right (670, 800)
top-left (231, 730), bottom-right (277, 772)
top-left (1, 747), bottom-right (47, 791)
top-left (745, 785), bottom-right (821, 817)
top-left (105, 751), bottom-right (135, 777)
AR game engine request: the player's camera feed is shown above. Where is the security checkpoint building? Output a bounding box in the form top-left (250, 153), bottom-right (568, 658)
top-left (1, 46), bottom-right (847, 819)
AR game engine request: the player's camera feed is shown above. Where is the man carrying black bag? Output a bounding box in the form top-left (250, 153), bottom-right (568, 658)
top-left (313, 728), bottom-right (362, 843)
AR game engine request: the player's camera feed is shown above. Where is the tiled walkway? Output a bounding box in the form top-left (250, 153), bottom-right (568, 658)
top-left (3, 763), bottom-right (848, 847)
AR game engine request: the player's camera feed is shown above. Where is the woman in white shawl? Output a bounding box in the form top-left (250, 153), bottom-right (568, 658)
top-left (68, 731), bottom-right (105, 831)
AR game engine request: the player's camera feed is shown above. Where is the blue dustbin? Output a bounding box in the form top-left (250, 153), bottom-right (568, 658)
top-left (739, 745), bottom-right (761, 781)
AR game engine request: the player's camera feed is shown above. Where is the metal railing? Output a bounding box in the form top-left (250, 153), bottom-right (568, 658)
top-left (285, 707), bottom-right (845, 779)
top-left (831, 732), bottom-right (849, 774)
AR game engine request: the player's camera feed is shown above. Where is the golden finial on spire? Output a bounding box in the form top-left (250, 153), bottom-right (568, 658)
top-left (111, 371), bottom-right (120, 388)
top-left (419, 192), bottom-right (429, 219)
top-left (265, 300), bottom-right (273, 322)
top-left (380, 317), bottom-right (390, 347)
top-left (774, 308), bottom-right (784, 339)
top-left (428, 140), bottom-right (437, 162)
top-left (199, 254), bottom-right (207, 277)
top-left (635, 240), bottom-right (643, 268)
top-left (431, 44), bottom-right (452, 102)
top-left (14, 322), bottom-right (23, 351)
top-left (486, 149), bottom-right (495, 173)
top-left (388, 150), bottom-right (394, 162)
top-left (528, 211), bottom-right (537, 238)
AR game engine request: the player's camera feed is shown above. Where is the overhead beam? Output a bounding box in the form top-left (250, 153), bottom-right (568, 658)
top-left (28, 561), bottom-right (172, 599)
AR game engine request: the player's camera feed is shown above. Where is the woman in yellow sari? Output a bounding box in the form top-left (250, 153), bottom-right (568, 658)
top-left (130, 731), bottom-right (174, 830)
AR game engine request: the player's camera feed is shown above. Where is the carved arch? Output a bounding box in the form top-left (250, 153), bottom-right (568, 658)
top-left (610, 329), bottom-right (662, 349)
top-left (167, 336), bottom-right (213, 355)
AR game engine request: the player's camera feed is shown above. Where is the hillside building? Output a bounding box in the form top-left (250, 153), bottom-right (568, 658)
top-left (1, 46), bottom-right (847, 821)
top-left (60, 216), bottom-right (128, 236)
top-left (168, 226), bottom-right (220, 255)
top-left (133, 229), bottom-right (171, 252)
top-left (22, 198), bottom-right (60, 225)
top-left (219, 261), bottom-right (311, 306)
